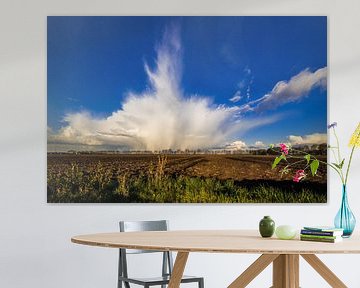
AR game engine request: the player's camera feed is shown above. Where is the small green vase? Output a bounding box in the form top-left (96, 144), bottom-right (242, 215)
top-left (259, 216), bottom-right (275, 238)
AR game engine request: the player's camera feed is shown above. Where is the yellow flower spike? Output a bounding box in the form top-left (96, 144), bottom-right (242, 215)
top-left (349, 122), bottom-right (360, 147)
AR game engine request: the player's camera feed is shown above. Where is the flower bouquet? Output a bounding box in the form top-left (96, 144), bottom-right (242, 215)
top-left (271, 122), bottom-right (360, 237)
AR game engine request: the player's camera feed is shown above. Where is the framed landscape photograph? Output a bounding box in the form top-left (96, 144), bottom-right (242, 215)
top-left (47, 16), bottom-right (327, 203)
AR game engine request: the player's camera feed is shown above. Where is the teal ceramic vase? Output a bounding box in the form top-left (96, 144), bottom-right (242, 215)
top-left (259, 216), bottom-right (275, 238)
top-left (334, 185), bottom-right (356, 237)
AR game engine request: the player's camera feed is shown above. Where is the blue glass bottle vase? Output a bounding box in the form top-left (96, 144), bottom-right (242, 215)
top-left (334, 185), bottom-right (356, 237)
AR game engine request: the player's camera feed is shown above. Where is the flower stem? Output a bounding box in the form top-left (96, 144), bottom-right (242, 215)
top-left (333, 127), bottom-right (343, 165)
top-left (330, 147), bottom-right (339, 164)
top-left (284, 159), bottom-right (307, 168)
top-left (333, 127), bottom-right (346, 183)
top-left (286, 154), bottom-right (344, 181)
top-left (318, 160), bottom-right (344, 181)
top-left (345, 145), bottom-right (356, 185)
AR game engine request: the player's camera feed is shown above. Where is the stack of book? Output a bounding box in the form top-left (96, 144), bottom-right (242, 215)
top-left (300, 226), bottom-right (344, 243)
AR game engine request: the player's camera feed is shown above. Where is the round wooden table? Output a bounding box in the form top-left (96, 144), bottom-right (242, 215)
top-left (72, 230), bottom-right (360, 288)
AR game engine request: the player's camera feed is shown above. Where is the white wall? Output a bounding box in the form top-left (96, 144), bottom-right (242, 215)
top-left (1, 0), bottom-right (360, 287)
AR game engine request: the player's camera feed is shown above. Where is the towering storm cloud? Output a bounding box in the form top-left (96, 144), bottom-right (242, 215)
top-left (48, 26), bottom-right (277, 151)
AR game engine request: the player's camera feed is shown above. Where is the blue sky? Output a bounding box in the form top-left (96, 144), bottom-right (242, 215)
top-left (47, 16), bottom-right (327, 151)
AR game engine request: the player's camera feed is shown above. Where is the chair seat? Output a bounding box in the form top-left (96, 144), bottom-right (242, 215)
top-left (119, 274), bottom-right (203, 286)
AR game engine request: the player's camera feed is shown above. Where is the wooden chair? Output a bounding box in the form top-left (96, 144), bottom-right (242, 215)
top-left (118, 220), bottom-right (204, 288)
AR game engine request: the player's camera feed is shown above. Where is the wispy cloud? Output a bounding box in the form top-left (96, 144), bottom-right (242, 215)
top-left (235, 66), bottom-right (254, 101)
top-left (244, 66), bottom-right (251, 75)
top-left (229, 91), bottom-right (242, 103)
top-left (230, 66), bottom-right (254, 104)
top-left (67, 97), bottom-right (79, 102)
top-left (48, 25), bottom-right (278, 151)
top-left (239, 67), bottom-right (327, 113)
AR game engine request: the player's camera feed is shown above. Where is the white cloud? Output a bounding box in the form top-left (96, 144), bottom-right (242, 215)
top-left (239, 67), bottom-right (327, 113)
top-left (246, 85), bottom-right (251, 100)
top-left (225, 140), bottom-right (247, 150)
top-left (237, 80), bottom-right (246, 89)
top-left (235, 68), bottom-right (253, 101)
top-left (48, 25), bottom-right (279, 151)
top-left (254, 141), bottom-right (265, 148)
top-left (244, 66), bottom-right (251, 75)
top-left (288, 133), bottom-right (327, 145)
top-left (67, 97), bottom-right (79, 102)
top-left (229, 91), bottom-right (242, 103)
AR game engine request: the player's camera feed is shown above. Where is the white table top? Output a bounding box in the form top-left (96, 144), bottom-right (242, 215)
top-left (71, 230), bottom-right (360, 254)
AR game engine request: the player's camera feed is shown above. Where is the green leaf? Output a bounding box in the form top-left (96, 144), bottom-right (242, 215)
top-left (269, 144), bottom-right (274, 149)
top-left (332, 162), bottom-right (340, 169)
top-left (272, 154), bottom-right (286, 169)
top-left (332, 159), bottom-right (345, 169)
top-left (310, 160), bottom-right (320, 176)
top-left (272, 156), bottom-right (281, 169)
top-left (339, 159), bottom-right (345, 169)
top-left (304, 154), bottom-right (311, 164)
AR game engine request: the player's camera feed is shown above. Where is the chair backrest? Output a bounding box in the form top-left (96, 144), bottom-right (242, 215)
top-left (119, 220), bottom-right (169, 254)
top-left (120, 220), bottom-right (168, 232)
top-left (118, 220), bottom-right (174, 284)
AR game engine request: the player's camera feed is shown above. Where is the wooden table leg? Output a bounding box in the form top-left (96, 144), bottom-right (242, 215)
top-left (301, 254), bottom-right (347, 288)
top-left (273, 254), bottom-right (299, 288)
top-left (168, 252), bottom-right (189, 288)
top-left (288, 255), bottom-right (299, 288)
top-left (273, 254), bottom-right (286, 287)
top-left (228, 254), bottom-right (279, 288)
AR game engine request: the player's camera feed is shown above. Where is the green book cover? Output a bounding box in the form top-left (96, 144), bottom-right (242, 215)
top-left (300, 236), bottom-right (342, 243)
top-left (300, 234), bottom-right (339, 240)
